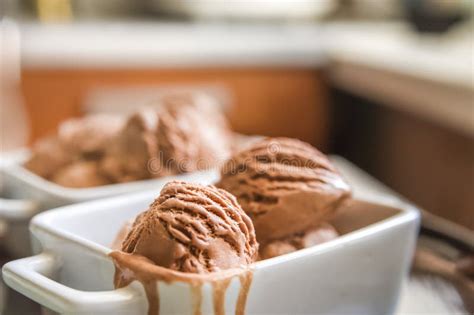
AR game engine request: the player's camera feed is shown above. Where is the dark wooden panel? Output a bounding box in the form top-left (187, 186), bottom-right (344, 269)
top-left (332, 89), bottom-right (474, 230)
top-left (20, 68), bottom-right (329, 149)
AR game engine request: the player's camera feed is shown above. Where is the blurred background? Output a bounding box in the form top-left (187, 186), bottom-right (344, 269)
top-left (2, 0), bottom-right (472, 229)
top-left (0, 0), bottom-right (473, 313)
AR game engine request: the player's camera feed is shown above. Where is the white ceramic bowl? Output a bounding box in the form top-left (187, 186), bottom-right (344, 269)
top-left (2, 183), bottom-right (419, 314)
top-left (0, 150), bottom-right (220, 257)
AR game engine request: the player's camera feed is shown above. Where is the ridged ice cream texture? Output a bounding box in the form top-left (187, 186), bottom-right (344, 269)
top-left (101, 93), bottom-right (232, 182)
top-left (122, 181), bottom-right (258, 274)
top-left (25, 114), bottom-right (124, 183)
top-left (217, 137), bottom-right (351, 244)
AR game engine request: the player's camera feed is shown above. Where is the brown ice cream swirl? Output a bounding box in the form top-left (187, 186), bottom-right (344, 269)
top-left (154, 93), bottom-right (232, 173)
top-left (217, 137), bottom-right (351, 244)
top-left (58, 114), bottom-right (124, 157)
top-left (101, 93), bottom-right (232, 182)
top-left (156, 101), bottom-right (207, 173)
top-left (101, 109), bottom-right (160, 182)
top-left (25, 114), bottom-right (124, 185)
top-left (24, 137), bottom-right (73, 179)
top-left (51, 160), bottom-right (110, 188)
top-left (122, 181), bottom-right (258, 274)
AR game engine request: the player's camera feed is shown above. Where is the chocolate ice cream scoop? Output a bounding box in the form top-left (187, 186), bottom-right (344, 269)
top-left (58, 114), bottom-right (124, 157)
top-left (260, 223), bottom-right (339, 260)
top-left (25, 114), bottom-right (124, 182)
top-left (101, 92), bottom-right (232, 182)
top-left (101, 109), bottom-right (160, 182)
top-left (51, 161), bottom-right (111, 188)
top-left (24, 137), bottom-right (72, 179)
top-left (217, 137), bottom-right (351, 244)
top-left (121, 181), bottom-right (258, 274)
top-left (156, 93), bottom-right (232, 174)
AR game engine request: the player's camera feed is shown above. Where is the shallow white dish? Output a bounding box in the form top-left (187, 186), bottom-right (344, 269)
top-left (0, 150), bottom-right (219, 257)
top-left (2, 180), bottom-right (419, 314)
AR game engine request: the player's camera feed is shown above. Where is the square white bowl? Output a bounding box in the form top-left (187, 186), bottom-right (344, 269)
top-left (2, 181), bottom-right (419, 314)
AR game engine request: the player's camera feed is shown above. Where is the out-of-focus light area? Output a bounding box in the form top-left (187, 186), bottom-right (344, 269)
top-left (1, 1), bottom-right (473, 222)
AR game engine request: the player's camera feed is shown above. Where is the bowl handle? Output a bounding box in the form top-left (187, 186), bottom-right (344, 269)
top-left (2, 252), bottom-right (143, 314)
top-left (0, 198), bottom-right (39, 221)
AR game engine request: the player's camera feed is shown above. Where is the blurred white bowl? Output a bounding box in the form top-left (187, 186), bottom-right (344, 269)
top-left (0, 150), bottom-right (219, 257)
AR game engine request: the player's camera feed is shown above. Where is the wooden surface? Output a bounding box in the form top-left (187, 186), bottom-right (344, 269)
top-left (373, 107), bottom-right (474, 231)
top-left (20, 68), bottom-right (329, 149)
top-left (332, 89), bottom-right (474, 231)
top-left (329, 60), bottom-right (474, 137)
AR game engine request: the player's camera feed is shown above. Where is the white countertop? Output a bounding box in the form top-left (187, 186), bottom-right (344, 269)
top-left (20, 22), bottom-right (327, 68)
top-left (324, 22), bottom-right (473, 90)
top-left (20, 21), bottom-right (473, 88)
top-left (17, 20), bottom-right (474, 135)
top-left (323, 22), bottom-right (473, 136)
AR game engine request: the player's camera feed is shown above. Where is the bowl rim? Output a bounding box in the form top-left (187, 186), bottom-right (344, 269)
top-left (2, 150), bottom-right (220, 201)
top-left (30, 190), bottom-right (420, 273)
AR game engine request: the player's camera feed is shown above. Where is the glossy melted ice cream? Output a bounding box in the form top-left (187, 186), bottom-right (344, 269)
top-left (109, 138), bottom-right (352, 314)
top-left (111, 181), bottom-right (257, 315)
